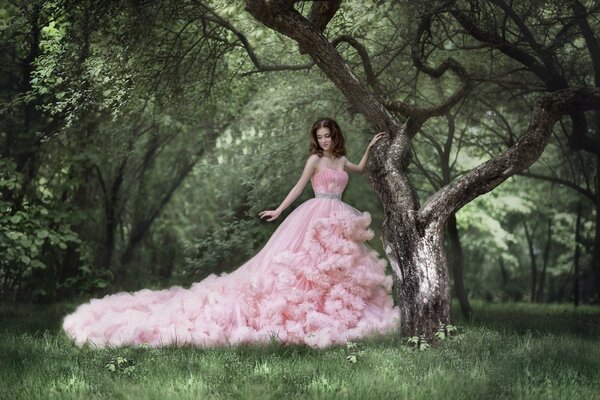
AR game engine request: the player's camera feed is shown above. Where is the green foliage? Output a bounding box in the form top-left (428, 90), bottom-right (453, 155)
top-left (0, 159), bottom-right (94, 301)
top-left (104, 355), bottom-right (137, 377)
top-left (2, 0), bottom-right (596, 305)
top-left (344, 341), bottom-right (365, 364)
top-left (434, 324), bottom-right (460, 341)
top-left (407, 335), bottom-right (431, 351)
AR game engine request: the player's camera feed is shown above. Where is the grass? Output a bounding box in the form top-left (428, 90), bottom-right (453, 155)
top-left (1, 300), bottom-right (599, 400)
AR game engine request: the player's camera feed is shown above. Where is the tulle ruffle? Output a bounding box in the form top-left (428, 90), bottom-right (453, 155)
top-left (62, 208), bottom-right (400, 349)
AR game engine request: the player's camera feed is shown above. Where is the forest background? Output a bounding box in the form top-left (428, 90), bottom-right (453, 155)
top-left (3, 1), bottom-right (600, 398)
top-left (2, 0), bottom-right (600, 319)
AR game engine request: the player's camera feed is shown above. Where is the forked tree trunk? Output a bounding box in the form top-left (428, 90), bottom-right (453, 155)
top-left (244, 0), bottom-right (600, 337)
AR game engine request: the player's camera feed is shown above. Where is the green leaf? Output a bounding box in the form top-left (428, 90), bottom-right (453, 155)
top-left (19, 255), bottom-right (31, 265)
top-left (9, 215), bottom-right (21, 224)
top-left (31, 260), bottom-right (46, 269)
top-left (37, 229), bottom-right (49, 239)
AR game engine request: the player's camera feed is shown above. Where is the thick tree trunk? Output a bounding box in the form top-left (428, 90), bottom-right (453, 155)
top-left (381, 213), bottom-right (451, 337)
top-left (446, 213), bottom-right (472, 318)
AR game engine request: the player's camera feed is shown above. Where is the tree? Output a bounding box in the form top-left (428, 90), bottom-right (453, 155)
top-left (239, 0), bottom-right (600, 336)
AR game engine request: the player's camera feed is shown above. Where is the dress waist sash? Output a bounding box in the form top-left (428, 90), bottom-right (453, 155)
top-left (314, 192), bottom-right (341, 200)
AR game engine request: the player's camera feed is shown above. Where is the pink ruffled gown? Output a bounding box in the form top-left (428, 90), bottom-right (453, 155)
top-left (62, 168), bottom-right (400, 348)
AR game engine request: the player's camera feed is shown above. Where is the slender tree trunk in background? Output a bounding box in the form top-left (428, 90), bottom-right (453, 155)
top-left (58, 166), bottom-right (94, 298)
top-left (590, 113), bottom-right (600, 303)
top-left (498, 257), bottom-right (509, 300)
top-left (103, 162), bottom-right (126, 275)
top-left (537, 218), bottom-right (553, 302)
top-left (119, 158), bottom-right (199, 269)
top-left (574, 202), bottom-right (582, 306)
top-left (523, 221), bottom-right (538, 303)
top-left (447, 213), bottom-right (472, 318)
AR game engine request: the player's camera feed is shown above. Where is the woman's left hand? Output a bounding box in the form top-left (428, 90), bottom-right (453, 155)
top-left (258, 209), bottom-right (281, 222)
top-left (368, 131), bottom-right (386, 148)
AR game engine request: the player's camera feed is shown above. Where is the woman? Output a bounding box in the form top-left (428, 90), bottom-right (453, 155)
top-left (62, 118), bottom-right (400, 349)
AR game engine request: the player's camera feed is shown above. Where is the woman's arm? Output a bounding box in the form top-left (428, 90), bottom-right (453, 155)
top-left (258, 154), bottom-right (319, 221)
top-left (344, 131), bottom-right (386, 174)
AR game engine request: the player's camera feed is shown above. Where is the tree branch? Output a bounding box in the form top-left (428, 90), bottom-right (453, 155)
top-left (197, 6), bottom-right (315, 74)
top-left (571, 0), bottom-right (600, 87)
top-left (244, 0), bottom-right (399, 135)
top-left (517, 171), bottom-right (595, 202)
top-left (307, 0), bottom-right (342, 33)
top-left (418, 87), bottom-right (600, 227)
top-left (450, 5), bottom-right (598, 155)
top-left (384, 12), bottom-right (472, 130)
top-left (331, 34), bottom-right (378, 90)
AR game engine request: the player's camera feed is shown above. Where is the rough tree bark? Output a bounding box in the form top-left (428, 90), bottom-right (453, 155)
top-left (244, 0), bottom-right (600, 337)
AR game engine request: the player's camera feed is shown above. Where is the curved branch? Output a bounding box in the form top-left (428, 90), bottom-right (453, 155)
top-left (200, 10), bottom-right (314, 74)
top-left (245, 0), bottom-right (399, 135)
top-left (331, 35), bottom-right (378, 90)
top-left (450, 8), bottom-right (560, 88)
top-left (450, 5), bottom-right (598, 155)
top-left (418, 87), bottom-right (600, 228)
top-left (517, 171), bottom-right (595, 202)
top-left (384, 12), bottom-right (472, 132)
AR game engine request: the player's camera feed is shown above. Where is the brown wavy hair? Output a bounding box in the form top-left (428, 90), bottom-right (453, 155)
top-left (309, 118), bottom-right (346, 158)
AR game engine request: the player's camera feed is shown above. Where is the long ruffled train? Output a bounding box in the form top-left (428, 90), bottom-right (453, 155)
top-left (63, 198), bottom-right (400, 349)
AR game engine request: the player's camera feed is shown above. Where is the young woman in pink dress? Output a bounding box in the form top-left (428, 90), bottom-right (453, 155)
top-left (62, 118), bottom-right (400, 349)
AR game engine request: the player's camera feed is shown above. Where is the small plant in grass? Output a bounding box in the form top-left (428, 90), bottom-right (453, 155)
top-left (407, 335), bottom-right (431, 351)
top-left (104, 355), bottom-right (136, 376)
top-left (407, 324), bottom-right (462, 351)
top-left (344, 341), bottom-right (365, 364)
top-left (434, 324), bottom-right (460, 341)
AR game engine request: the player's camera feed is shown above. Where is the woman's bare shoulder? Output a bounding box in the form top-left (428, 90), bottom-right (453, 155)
top-left (307, 154), bottom-right (320, 163)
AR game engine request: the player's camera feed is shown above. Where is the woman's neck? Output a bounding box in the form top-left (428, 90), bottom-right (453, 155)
top-left (322, 151), bottom-right (335, 160)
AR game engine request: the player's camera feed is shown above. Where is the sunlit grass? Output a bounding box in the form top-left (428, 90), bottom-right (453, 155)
top-left (1, 301), bottom-right (599, 399)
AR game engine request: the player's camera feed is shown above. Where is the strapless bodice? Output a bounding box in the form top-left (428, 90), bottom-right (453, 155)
top-left (310, 168), bottom-right (348, 198)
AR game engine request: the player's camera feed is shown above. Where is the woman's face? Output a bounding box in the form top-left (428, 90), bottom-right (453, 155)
top-left (316, 127), bottom-right (332, 151)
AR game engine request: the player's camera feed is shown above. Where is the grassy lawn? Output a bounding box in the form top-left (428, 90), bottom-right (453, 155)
top-left (1, 300), bottom-right (599, 399)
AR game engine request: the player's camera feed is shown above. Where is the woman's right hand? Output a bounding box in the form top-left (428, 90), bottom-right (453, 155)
top-left (258, 209), bottom-right (281, 222)
top-left (368, 131), bottom-right (386, 148)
